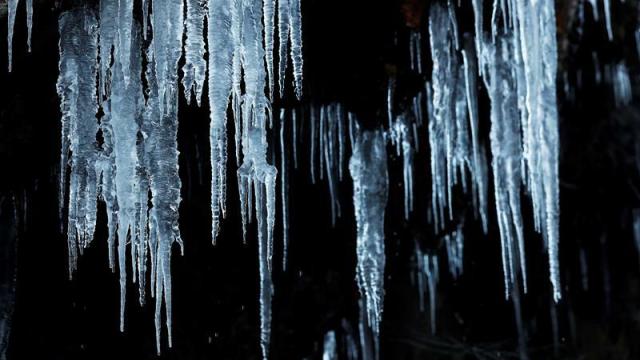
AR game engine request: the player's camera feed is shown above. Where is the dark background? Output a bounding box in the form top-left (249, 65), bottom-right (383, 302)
top-left (2, 0), bottom-right (640, 359)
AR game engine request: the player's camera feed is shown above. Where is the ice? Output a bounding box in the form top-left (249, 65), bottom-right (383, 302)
top-left (290, 0), bottom-right (304, 99)
top-left (415, 249), bottom-right (439, 335)
top-left (7, 0), bottom-right (18, 71)
top-left (471, 0), bottom-right (561, 301)
top-left (57, 7), bottom-right (100, 274)
top-left (117, 0), bottom-right (134, 85)
top-left (277, 0), bottom-right (291, 97)
top-left (428, 2), bottom-right (455, 231)
top-left (462, 41), bottom-right (489, 232)
top-left (106, 23), bottom-right (145, 330)
top-left (280, 109), bottom-right (289, 270)
top-left (445, 224), bottom-right (464, 279)
top-left (264, 0), bottom-right (276, 98)
top-left (50, 0), bottom-right (304, 355)
top-left (26, 0), bottom-right (33, 52)
top-left (604, 0), bottom-right (613, 41)
top-left (233, 1), bottom-right (279, 357)
top-left (612, 62), bottom-right (632, 107)
top-left (482, 35), bottom-right (527, 297)
top-left (350, 129), bottom-right (389, 338)
top-left (144, 42), bottom-right (184, 352)
top-left (390, 115), bottom-right (414, 220)
top-left (208, 0), bottom-right (234, 241)
top-left (183, 0), bottom-right (207, 105)
top-left (322, 330), bottom-right (337, 360)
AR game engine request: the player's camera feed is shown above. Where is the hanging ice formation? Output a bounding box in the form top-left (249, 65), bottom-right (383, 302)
top-left (445, 223), bottom-right (464, 279)
top-left (415, 246), bottom-right (439, 335)
top-left (208, 0), bottom-right (303, 357)
top-left (390, 114), bottom-right (415, 220)
top-left (52, 0), bottom-right (303, 356)
top-left (57, 1), bottom-right (185, 351)
top-left (468, 0), bottom-right (561, 300)
top-left (427, 4), bottom-right (490, 234)
top-left (611, 62), bottom-right (632, 107)
top-left (6, 0), bottom-right (570, 355)
top-left (322, 330), bottom-right (338, 360)
top-left (306, 103), bottom-right (350, 224)
top-left (350, 129), bottom-right (389, 339)
top-left (481, 33), bottom-right (529, 298)
top-left (7, 0), bottom-right (35, 69)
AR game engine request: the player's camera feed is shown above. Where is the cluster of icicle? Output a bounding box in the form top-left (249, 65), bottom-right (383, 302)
top-left (569, 1), bottom-right (636, 109)
top-left (414, 243), bottom-right (440, 335)
top-left (424, 0), bottom-right (561, 301)
top-left (6, 0), bottom-right (34, 72)
top-left (5, 0), bottom-right (566, 357)
top-left (402, 0), bottom-right (562, 336)
top-left (47, 0), bottom-right (303, 357)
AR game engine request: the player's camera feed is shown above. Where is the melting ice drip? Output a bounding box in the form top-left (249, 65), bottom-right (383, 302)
top-left (52, 0), bottom-right (303, 356)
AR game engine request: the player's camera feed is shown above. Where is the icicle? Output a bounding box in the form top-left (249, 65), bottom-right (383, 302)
top-left (98, 0), bottom-right (117, 100)
top-left (592, 52), bottom-right (602, 84)
top-left (208, 0), bottom-right (234, 241)
top-left (292, 107), bottom-right (299, 168)
top-left (310, 105), bottom-right (317, 183)
top-left (409, 31), bottom-right (423, 73)
top-left (612, 62), bottom-right (632, 107)
top-left (518, 0), bottom-right (561, 301)
top-left (428, 3), bottom-right (456, 229)
top-left (108, 23), bottom-right (145, 331)
top-left (341, 319), bottom-right (360, 360)
top-left (390, 115), bottom-right (413, 220)
top-left (587, 0), bottom-right (599, 21)
top-left (482, 35), bottom-right (527, 298)
top-left (264, 0), bottom-right (276, 98)
top-left (57, 7), bottom-right (100, 274)
top-left (234, 0), bottom-right (278, 357)
top-left (319, 104), bottom-right (342, 225)
top-left (320, 105), bottom-right (326, 180)
top-left (387, 77), bottom-right (395, 129)
top-left (7, 0), bottom-right (19, 72)
top-left (277, 0), bottom-right (291, 97)
top-left (471, 0), bottom-right (484, 75)
top-left (149, 0), bottom-right (185, 350)
top-left (280, 109), bottom-right (289, 270)
top-left (445, 225), bottom-right (464, 279)
top-left (322, 331), bottom-right (338, 360)
top-left (462, 41), bottom-right (489, 233)
top-left (337, 104), bottom-right (345, 181)
top-left (117, 0), bottom-right (134, 86)
top-left (350, 129), bottom-right (389, 338)
top-left (579, 247), bottom-right (589, 291)
top-left (423, 254), bottom-right (439, 335)
top-left (26, 0), bottom-right (33, 52)
top-left (183, 0), bottom-right (208, 105)
top-left (604, 0), bottom-right (613, 41)
top-left (473, 0), bottom-right (561, 300)
top-left (290, 0), bottom-right (304, 99)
